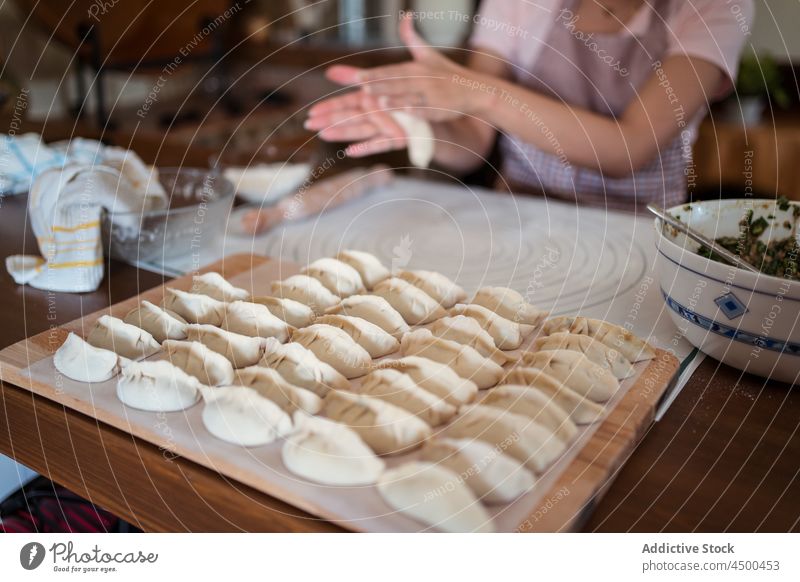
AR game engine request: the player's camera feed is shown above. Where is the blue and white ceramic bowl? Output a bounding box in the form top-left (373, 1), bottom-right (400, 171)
top-left (654, 198), bottom-right (800, 385)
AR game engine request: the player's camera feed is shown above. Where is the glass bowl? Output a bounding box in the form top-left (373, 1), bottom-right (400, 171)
top-left (101, 167), bottom-right (234, 265)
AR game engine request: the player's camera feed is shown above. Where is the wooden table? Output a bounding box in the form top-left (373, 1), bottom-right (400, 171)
top-left (1, 191), bottom-right (798, 532)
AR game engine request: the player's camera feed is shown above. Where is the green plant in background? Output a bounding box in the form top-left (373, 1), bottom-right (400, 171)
top-left (736, 51), bottom-right (791, 108)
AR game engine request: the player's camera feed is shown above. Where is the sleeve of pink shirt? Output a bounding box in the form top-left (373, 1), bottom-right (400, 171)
top-left (665, 0), bottom-right (755, 97)
top-left (468, 0), bottom-right (521, 63)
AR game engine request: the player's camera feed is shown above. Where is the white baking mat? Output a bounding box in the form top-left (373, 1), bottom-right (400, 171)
top-left (23, 261), bottom-right (653, 533)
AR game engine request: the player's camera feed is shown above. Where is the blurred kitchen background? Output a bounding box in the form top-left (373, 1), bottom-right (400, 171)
top-left (0, 0), bottom-right (799, 200)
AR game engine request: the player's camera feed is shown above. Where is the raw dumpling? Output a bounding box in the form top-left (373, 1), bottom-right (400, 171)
top-left (251, 295), bottom-right (316, 328)
top-left (86, 315), bottom-right (161, 360)
top-left (373, 277), bottom-right (446, 325)
top-left (191, 271), bottom-right (249, 302)
top-left (282, 412), bottom-right (385, 486)
top-left (185, 324), bottom-right (267, 368)
top-left (400, 329), bottom-right (503, 390)
top-left (445, 404), bottom-right (567, 474)
top-left (316, 314), bottom-right (399, 358)
top-left (390, 111), bottom-right (435, 168)
top-left (397, 270), bottom-right (466, 308)
top-left (377, 461), bottom-right (495, 532)
top-left (117, 360), bottom-right (202, 412)
top-left (326, 294), bottom-right (409, 339)
top-left (161, 339), bottom-right (235, 386)
top-left (234, 366), bottom-right (323, 415)
top-left (324, 390), bottom-right (431, 455)
top-left (54, 332), bottom-right (121, 383)
top-left (501, 367), bottom-right (605, 425)
top-left (428, 315), bottom-right (512, 366)
top-left (421, 438), bottom-right (535, 504)
top-left (518, 349), bottom-right (618, 402)
top-left (260, 338), bottom-right (349, 395)
top-left (163, 288), bottom-right (226, 325)
top-left (124, 300), bottom-right (188, 342)
top-left (534, 332), bottom-right (635, 380)
top-left (358, 369), bottom-right (456, 426)
top-left (336, 249), bottom-right (390, 289)
top-left (201, 385), bottom-right (292, 447)
top-left (375, 356), bottom-right (478, 406)
top-left (542, 316), bottom-right (656, 362)
top-left (479, 384), bottom-right (578, 443)
top-left (471, 286), bottom-right (547, 326)
top-left (291, 324), bottom-right (372, 379)
top-left (449, 304), bottom-right (523, 350)
top-left (301, 257), bottom-right (365, 297)
top-left (270, 274), bottom-right (340, 315)
top-left (221, 300), bottom-right (292, 341)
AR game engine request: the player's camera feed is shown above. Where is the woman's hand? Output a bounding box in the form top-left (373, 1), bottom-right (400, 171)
top-left (306, 92), bottom-right (412, 158)
top-left (305, 15), bottom-right (496, 156)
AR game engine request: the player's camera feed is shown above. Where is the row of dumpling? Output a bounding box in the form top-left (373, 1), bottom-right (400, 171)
top-left (267, 250), bottom-right (551, 387)
top-left (360, 317), bottom-right (658, 532)
top-left (264, 253), bottom-right (656, 531)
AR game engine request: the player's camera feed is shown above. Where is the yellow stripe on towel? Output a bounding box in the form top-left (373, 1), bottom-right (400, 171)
top-left (51, 221), bottom-right (101, 233)
top-left (48, 258), bottom-right (103, 269)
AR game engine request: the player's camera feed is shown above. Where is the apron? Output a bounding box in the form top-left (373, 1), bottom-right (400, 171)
top-left (499, 0), bottom-right (691, 211)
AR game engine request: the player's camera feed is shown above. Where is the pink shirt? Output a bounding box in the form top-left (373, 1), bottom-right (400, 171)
top-left (469, 0), bottom-right (754, 210)
top-left (471, 0), bottom-right (754, 99)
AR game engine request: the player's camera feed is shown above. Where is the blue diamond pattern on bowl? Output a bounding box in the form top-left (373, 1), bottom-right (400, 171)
top-left (714, 292), bottom-right (748, 320)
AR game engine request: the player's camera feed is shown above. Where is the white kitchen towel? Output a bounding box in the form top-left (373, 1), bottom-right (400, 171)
top-left (0, 133), bottom-right (66, 195)
top-left (5, 147), bottom-right (166, 292)
top-left (0, 133), bottom-right (109, 195)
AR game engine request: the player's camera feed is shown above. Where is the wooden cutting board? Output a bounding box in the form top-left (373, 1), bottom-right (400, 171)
top-left (0, 253), bottom-right (679, 532)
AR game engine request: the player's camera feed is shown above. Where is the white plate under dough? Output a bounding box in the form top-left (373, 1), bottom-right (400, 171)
top-left (377, 461), bottom-right (495, 532)
top-left (117, 360), bottom-right (202, 412)
top-left (282, 412), bottom-right (385, 486)
top-left (54, 332), bottom-right (121, 383)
